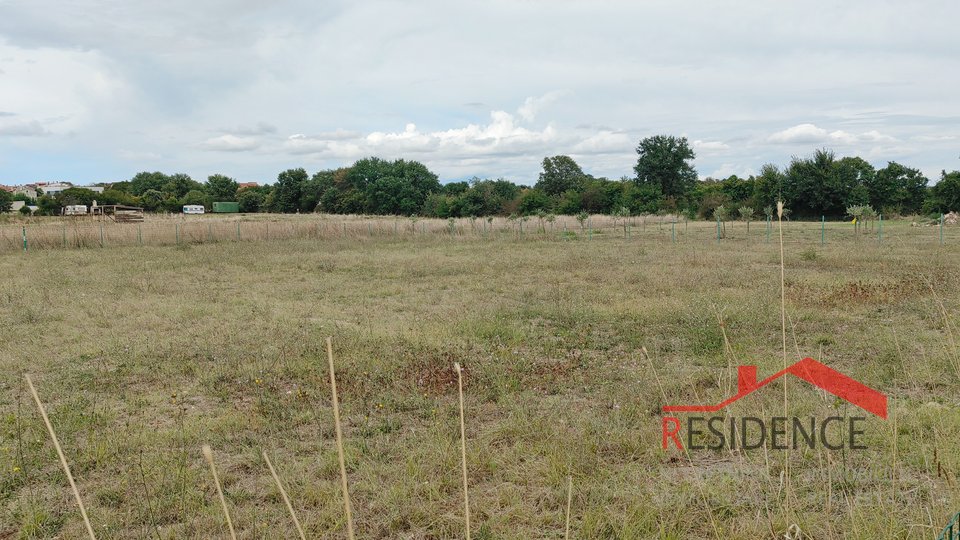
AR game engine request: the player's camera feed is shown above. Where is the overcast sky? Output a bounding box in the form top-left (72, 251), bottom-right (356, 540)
top-left (1, 0), bottom-right (958, 186)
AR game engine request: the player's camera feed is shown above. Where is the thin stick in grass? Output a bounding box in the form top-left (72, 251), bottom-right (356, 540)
top-left (262, 450), bottom-right (306, 540)
top-left (454, 362), bottom-right (471, 540)
top-left (326, 337), bottom-right (356, 540)
top-left (565, 475), bottom-right (573, 540)
top-left (25, 374), bottom-right (98, 540)
top-left (776, 200), bottom-right (792, 514)
top-left (202, 445), bottom-right (237, 540)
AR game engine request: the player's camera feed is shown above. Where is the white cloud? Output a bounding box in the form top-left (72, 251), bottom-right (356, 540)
top-left (693, 139), bottom-right (729, 152)
top-left (516, 91), bottom-right (563, 123)
top-left (199, 134), bottom-right (260, 152)
top-left (282, 104), bottom-right (562, 162)
top-left (768, 123), bottom-right (896, 145)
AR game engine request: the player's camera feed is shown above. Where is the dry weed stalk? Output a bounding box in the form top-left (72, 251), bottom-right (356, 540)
top-left (565, 475), bottom-right (573, 540)
top-left (202, 445), bottom-right (237, 540)
top-left (455, 362), bottom-right (472, 540)
top-left (326, 337), bottom-right (356, 540)
top-left (25, 374), bottom-right (98, 540)
top-left (262, 450), bottom-right (307, 540)
top-left (776, 201), bottom-right (793, 515)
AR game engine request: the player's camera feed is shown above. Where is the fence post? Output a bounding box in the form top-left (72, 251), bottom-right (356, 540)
top-left (766, 216), bottom-right (771, 243)
top-left (176, 223), bottom-right (180, 245)
top-left (716, 218), bottom-right (720, 244)
top-left (22, 226), bottom-right (27, 252)
top-left (940, 213), bottom-right (944, 245)
top-left (138, 225), bottom-right (142, 246)
top-left (878, 214), bottom-right (883, 244)
top-left (821, 216), bottom-right (825, 246)
top-left (671, 221), bottom-right (676, 243)
top-left (100, 224), bottom-right (104, 248)
top-left (62, 226), bottom-right (66, 249)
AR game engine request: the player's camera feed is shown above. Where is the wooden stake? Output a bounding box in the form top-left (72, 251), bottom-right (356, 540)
top-left (25, 374), bottom-right (98, 540)
top-left (202, 445), bottom-right (237, 540)
top-left (565, 476), bottom-right (573, 540)
top-left (262, 450), bottom-right (306, 540)
top-left (326, 337), bottom-right (355, 540)
top-left (455, 362), bottom-right (471, 540)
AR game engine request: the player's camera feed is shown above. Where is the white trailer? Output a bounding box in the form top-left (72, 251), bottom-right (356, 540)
top-left (64, 205), bottom-right (88, 215)
top-left (183, 205), bottom-right (205, 215)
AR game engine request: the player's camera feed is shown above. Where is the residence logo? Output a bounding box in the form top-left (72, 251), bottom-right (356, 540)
top-left (661, 358), bottom-right (888, 451)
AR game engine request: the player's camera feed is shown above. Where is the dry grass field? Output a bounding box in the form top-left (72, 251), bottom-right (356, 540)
top-left (1, 216), bottom-right (958, 539)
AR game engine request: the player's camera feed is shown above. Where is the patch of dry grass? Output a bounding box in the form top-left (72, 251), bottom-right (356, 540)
top-left (0, 218), bottom-right (958, 538)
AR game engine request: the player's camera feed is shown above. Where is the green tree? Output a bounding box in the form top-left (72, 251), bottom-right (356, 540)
top-left (181, 190), bottom-right (211, 209)
top-left (752, 164), bottom-right (784, 211)
top-left (56, 188), bottom-right (99, 207)
top-left (163, 173), bottom-right (202, 199)
top-left (869, 162), bottom-right (928, 215)
top-left (536, 155), bottom-right (587, 196)
top-left (100, 189), bottom-right (140, 206)
top-left (140, 189), bottom-right (166, 212)
top-left (206, 174), bottom-right (239, 201)
top-left (929, 170), bottom-right (960, 213)
top-left (0, 189), bottom-right (12, 213)
top-left (633, 135), bottom-right (698, 201)
top-left (129, 172), bottom-right (169, 195)
top-left (517, 189), bottom-right (550, 214)
top-left (273, 168), bottom-right (309, 213)
top-left (237, 189), bottom-right (265, 213)
top-left (36, 195), bottom-right (59, 215)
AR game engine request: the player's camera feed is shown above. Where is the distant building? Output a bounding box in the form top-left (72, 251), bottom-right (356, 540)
top-left (11, 182), bottom-right (103, 199)
top-left (13, 185), bottom-right (38, 200)
top-left (33, 182), bottom-right (74, 197)
top-left (11, 201), bottom-right (25, 212)
top-left (237, 182), bottom-right (259, 189)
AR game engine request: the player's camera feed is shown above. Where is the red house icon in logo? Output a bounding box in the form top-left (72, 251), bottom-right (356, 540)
top-left (663, 357), bottom-right (887, 419)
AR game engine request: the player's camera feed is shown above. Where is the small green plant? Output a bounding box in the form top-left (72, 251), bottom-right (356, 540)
top-left (739, 206), bottom-right (754, 232)
top-left (576, 212), bottom-right (589, 233)
top-left (800, 248), bottom-right (817, 261)
top-left (612, 206), bottom-right (630, 237)
top-left (714, 205), bottom-right (728, 238)
top-left (535, 209), bottom-right (547, 233)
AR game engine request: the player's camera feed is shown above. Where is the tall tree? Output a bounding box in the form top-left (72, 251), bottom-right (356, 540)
top-left (930, 170), bottom-right (960, 213)
top-left (633, 135), bottom-right (698, 200)
top-left (273, 168), bottom-right (309, 213)
top-left (206, 174), bottom-right (239, 201)
top-left (536, 155), bottom-right (587, 196)
top-left (0, 189), bottom-right (12, 213)
top-left (129, 171), bottom-right (169, 196)
top-left (869, 162), bottom-right (928, 214)
top-left (164, 173), bottom-right (202, 198)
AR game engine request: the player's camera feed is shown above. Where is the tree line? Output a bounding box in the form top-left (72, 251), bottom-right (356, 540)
top-left (4, 135), bottom-right (958, 218)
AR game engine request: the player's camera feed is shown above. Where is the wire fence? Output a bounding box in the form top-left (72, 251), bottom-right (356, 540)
top-left (0, 213), bottom-right (955, 254)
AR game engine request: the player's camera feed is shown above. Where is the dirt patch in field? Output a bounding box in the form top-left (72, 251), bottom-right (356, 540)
top-left (406, 350), bottom-right (469, 396)
top-left (788, 270), bottom-right (952, 307)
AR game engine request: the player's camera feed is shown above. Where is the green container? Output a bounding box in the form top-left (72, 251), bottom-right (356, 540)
top-left (213, 201), bottom-right (240, 213)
